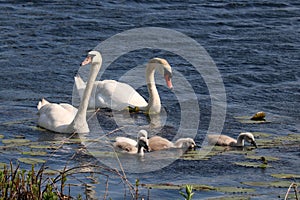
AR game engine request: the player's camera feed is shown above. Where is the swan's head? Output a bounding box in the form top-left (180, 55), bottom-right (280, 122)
top-left (138, 130), bottom-right (148, 138)
top-left (81, 50), bottom-right (102, 66)
top-left (239, 132), bottom-right (257, 148)
top-left (149, 58), bottom-right (173, 89)
top-left (176, 138), bottom-right (196, 149)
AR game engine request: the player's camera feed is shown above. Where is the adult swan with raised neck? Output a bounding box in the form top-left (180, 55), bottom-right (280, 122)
top-left (37, 51), bottom-right (102, 133)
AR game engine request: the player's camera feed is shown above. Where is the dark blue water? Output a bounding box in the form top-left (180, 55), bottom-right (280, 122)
top-left (0, 1), bottom-right (299, 199)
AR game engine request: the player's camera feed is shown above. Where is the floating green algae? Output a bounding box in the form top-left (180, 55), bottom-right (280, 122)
top-left (245, 155), bottom-right (279, 161)
top-left (257, 134), bottom-right (300, 148)
top-left (141, 183), bottom-right (215, 191)
top-left (44, 169), bottom-right (59, 176)
top-left (271, 173), bottom-right (300, 179)
top-left (2, 139), bottom-right (31, 145)
top-left (215, 186), bottom-right (254, 193)
top-left (252, 132), bottom-right (272, 138)
top-left (275, 134), bottom-right (300, 143)
top-left (18, 157), bottom-right (46, 165)
top-left (22, 151), bottom-right (47, 156)
top-left (234, 162), bottom-right (270, 168)
top-left (208, 196), bottom-right (251, 200)
top-left (29, 144), bottom-right (59, 150)
top-left (142, 183), bottom-right (181, 190)
top-left (141, 183), bottom-right (254, 194)
top-left (242, 181), bottom-right (298, 188)
top-left (180, 148), bottom-right (221, 161)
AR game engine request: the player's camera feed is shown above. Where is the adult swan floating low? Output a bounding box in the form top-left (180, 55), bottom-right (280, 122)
top-left (37, 51), bottom-right (102, 133)
top-left (75, 58), bottom-right (173, 114)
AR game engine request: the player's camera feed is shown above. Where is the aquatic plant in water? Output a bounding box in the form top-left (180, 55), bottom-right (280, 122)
top-left (179, 185), bottom-right (194, 200)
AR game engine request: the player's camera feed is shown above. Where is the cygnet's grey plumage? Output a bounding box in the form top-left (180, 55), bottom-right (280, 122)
top-left (207, 132), bottom-right (257, 147)
top-left (148, 136), bottom-right (196, 151)
top-left (113, 130), bottom-right (149, 155)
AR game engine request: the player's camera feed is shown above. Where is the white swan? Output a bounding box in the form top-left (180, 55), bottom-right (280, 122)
top-left (74, 75), bottom-right (148, 110)
top-left (74, 58), bottom-right (173, 113)
top-left (207, 132), bottom-right (257, 147)
top-left (148, 136), bottom-right (196, 151)
top-left (37, 51), bottom-right (102, 133)
top-left (113, 130), bottom-right (149, 156)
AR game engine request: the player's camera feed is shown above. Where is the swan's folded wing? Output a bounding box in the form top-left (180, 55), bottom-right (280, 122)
top-left (96, 80), bottom-right (147, 110)
top-left (149, 136), bottom-right (173, 151)
top-left (37, 103), bottom-right (75, 132)
top-left (115, 137), bottom-right (137, 147)
top-left (60, 103), bottom-right (78, 115)
top-left (207, 135), bottom-right (236, 146)
top-left (127, 91), bottom-right (148, 108)
top-left (111, 81), bottom-right (147, 108)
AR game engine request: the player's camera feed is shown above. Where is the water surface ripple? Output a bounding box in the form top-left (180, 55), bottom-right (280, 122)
top-left (0, 1), bottom-right (299, 199)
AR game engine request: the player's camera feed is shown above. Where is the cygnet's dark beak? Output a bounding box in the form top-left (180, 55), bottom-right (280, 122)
top-left (145, 145), bottom-right (150, 152)
top-left (188, 142), bottom-right (197, 150)
top-left (252, 140), bottom-right (258, 148)
top-left (143, 143), bottom-right (150, 152)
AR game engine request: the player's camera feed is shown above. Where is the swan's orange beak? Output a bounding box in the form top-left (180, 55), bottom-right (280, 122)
top-left (164, 73), bottom-right (173, 89)
top-left (80, 56), bottom-right (92, 66)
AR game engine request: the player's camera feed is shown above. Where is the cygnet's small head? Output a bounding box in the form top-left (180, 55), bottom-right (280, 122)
top-left (175, 138), bottom-right (196, 149)
top-left (149, 58), bottom-right (173, 89)
top-left (138, 130), bottom-right (148, 139)
top-left (240, 132), bottom-right (257, 148)
top-left (185, 138), bottom-right (196, 149)
top-left (81, 50), bottom-right (102, 66)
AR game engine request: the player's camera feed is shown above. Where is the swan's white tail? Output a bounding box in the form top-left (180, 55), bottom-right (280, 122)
top-left (37, 98), bottom-right (50, 110)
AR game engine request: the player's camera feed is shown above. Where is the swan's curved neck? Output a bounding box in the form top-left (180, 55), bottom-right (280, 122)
top-left (137, 140), bottom-right (145, 156)
top-left (173, 138), bottom-right (187, 148)
top-left (137, 145), bottom-right (144, 156)
top-left (145, 64), bottom-right (161, 113)
top-left (71, 61), bottom-right (101, 133)
top-left (236, 135), bottom-right (245, 146)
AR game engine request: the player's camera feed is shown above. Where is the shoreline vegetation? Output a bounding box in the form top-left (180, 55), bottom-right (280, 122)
top-left (0, 161), bottom-right (196, 200)
top-left (0, 161), bottom-right (298, 200)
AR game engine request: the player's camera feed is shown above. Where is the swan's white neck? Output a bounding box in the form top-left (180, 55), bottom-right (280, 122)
top-left (236, 135), bottom-right (245, 146)
top-left (71, 60), bottom-right (101, 133)
top-left (144, 64), bottom-right (161, 113)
